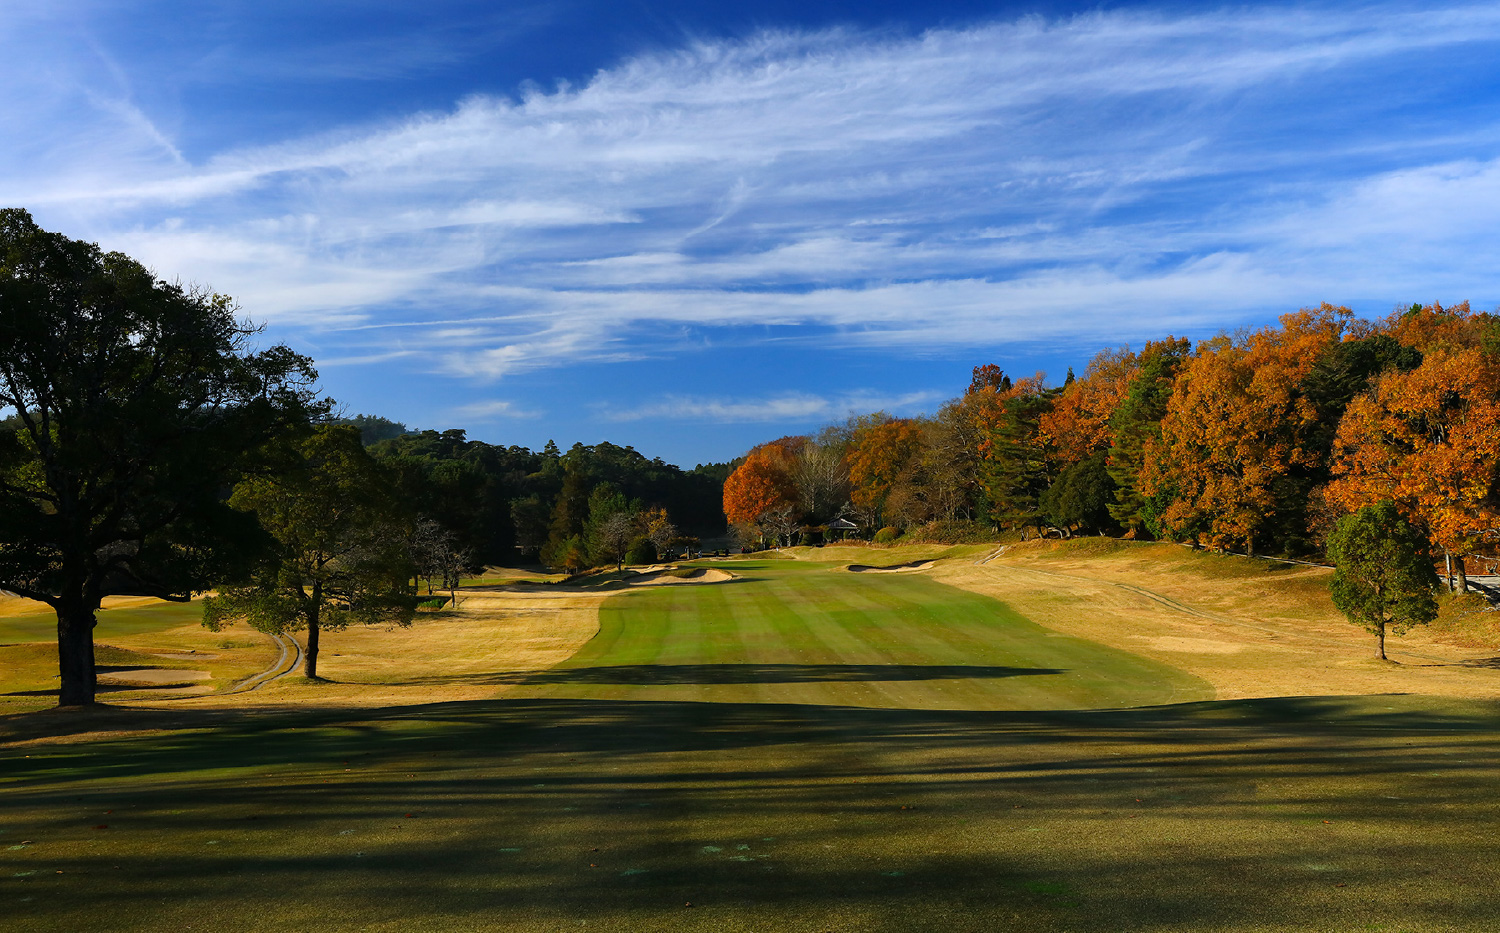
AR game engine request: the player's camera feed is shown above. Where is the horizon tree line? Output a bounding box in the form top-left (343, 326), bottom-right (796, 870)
top-left (723, 302), bottom-right (1500, 591)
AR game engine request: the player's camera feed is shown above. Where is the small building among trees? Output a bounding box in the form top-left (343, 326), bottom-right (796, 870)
top-left (826, 518), bottom-right (859, 541)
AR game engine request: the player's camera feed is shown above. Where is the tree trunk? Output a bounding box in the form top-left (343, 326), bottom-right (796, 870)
top-left (1456, 558), bottom-right (1468, 594)
top-left (304, 582), bottom-right (321, 679)
top-left (1445, 551), bottom-right (1454, 592)
top-left (56, 598), bottom-right (98, 706)
top-left (1375, 622), bottom-right (1386, 661)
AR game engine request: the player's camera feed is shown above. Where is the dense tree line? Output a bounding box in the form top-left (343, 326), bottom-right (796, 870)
top-left (364, 431), bottom-right (727, 571)
top-left (725, 303), bottom-right (1500, 591)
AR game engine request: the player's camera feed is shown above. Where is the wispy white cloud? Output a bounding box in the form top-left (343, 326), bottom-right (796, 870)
top-left (449, 398), bottom-right (542, 421)
top-left (314, 350), bottom-right (421, 368)
top-left (6, 3), bottom-right (1500, 380)
top-left (598, 390), bottom-right (942, 423)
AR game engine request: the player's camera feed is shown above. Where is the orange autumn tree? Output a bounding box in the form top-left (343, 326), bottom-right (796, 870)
top-left (846, 417), bottom-right (924, 529)
top-left (1327, 346), bottom-right (1500, 592)
top-left (722, 439), bottom-right (801, 538)
top-left (1381, 300), bottom-right (1486, 355)
top-left (1040, 346), bottom-right (1137, 467)
top-left (1142, 306), bottom-right (1349, 553)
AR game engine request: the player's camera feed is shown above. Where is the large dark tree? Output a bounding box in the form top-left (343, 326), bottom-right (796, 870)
top-left (982, 386), bottom-right (1059, 534)
top-left (0, 209), bottom-right (321, 705)
top-left (1040, 452), bottom-right (1117, 536)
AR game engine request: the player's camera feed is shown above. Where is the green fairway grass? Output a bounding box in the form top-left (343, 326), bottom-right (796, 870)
top-left (514, 559), bottom-right (1211, 710)
top-left (3, 558), bottom-right (1498, 932)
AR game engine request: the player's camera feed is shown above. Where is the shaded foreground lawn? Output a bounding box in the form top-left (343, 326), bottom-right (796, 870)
top-left (3, 696), bottom-right (1499, 932)
top-left (3, 558), bottom-right (1498, 931)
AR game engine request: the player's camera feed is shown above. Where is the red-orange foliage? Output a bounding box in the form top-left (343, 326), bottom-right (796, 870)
top-left (970, 373), bottom-right (1048, 461)
top-left (1040, 347), bottom-right (1137, 466)
top-left (722, 442), bottom-right (799, 526)
top-left (1381, 301), bottom-right (1485, 354)
top-left (1328, 346), bottom-right (1500, 562)
top-left (1142, 306), bottom-right (1349, 551)
top-left (968, 364), bottom-right (1011, 394)
top-left (847, 419), bottom-right (924, 514)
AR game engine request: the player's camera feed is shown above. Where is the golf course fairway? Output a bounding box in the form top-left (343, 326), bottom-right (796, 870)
top-left (512, 559), bottom-right (1211, 710)
top-left (3, 557), bottom-right (1499, 932)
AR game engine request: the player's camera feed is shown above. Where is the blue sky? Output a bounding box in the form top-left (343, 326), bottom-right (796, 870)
top-left (6, 2), bottom-right (1500, 466)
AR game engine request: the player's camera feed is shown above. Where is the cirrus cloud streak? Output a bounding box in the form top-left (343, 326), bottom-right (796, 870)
top-left (5, 3), bottom-right (1500, 383)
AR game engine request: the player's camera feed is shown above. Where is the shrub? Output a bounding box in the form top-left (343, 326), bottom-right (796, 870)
top-left (901, 520), bottom-right (999, 545)
top-left (625, 536), bottom-right (658, 565)
top-left (873, 526), bottom-right (901, 544)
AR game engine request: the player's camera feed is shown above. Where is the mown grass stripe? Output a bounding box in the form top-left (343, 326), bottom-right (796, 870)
top-left (536, 560), bottom-right (1208, 712)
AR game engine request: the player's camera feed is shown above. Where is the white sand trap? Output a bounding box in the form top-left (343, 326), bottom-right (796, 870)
top-left (846, 560), bottom-right (935, 574)
top-left (630, 568), bottom-right (735, 586)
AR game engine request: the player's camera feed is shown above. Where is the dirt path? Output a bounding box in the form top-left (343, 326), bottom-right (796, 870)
top-left (222, 632), bottom-right (304, 695)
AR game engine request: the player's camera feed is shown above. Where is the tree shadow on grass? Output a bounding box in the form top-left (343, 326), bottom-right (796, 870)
top-left (3, 694), bottom-right (1500, 932)
top-left (386, 663), bottom-right (1065, 688)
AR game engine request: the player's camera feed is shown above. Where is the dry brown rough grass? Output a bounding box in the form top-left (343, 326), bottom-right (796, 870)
top-left (1, 584), bottom-right (608, 720)
top-left (932, 538), bottom-right (1500, 700)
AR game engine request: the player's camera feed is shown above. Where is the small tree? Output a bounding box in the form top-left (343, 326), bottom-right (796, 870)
top-left (409, 518), bottom-right (447, 595)
top-left (624, 536), bottom-right (657, 565)
top-left (1040, 453), bottom-right (1116, 537)
top-left (761, 504), bottom-right (798, 548)
top-left (1326, 500), bottom-right (1439, 660)
top-left (203, 426), bottom-right (417, 679)
top-left (644, 507), bottom-right (677, 559)
top-left (731, 522), bottom-right (761, 551)
top-left (410, 518), bottom-right (471, 603)
top-left (597, 511), bottom-right (636, 570)
top-left (558, 534), bottom-right (589, 574)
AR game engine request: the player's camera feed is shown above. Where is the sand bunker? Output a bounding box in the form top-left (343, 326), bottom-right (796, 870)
top-left (630, 568), bottom-right (735, 586)
top-left (847, 560), bottom-right (935, 574)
